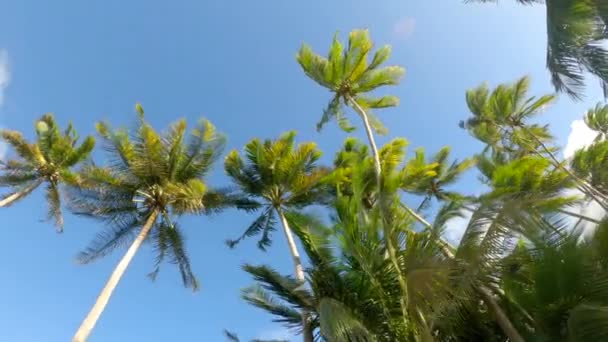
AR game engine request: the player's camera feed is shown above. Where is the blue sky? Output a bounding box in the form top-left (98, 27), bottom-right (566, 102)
top-left (0, 1), bottom-right (605, 341)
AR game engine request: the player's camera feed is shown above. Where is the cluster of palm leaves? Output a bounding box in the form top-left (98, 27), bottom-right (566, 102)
top-left (2, 28), bottom-right (608, 342)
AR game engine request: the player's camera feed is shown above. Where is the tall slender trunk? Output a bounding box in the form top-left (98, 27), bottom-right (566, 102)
top-left (72, 209), bottom-right (159, 342)
top-left (348, 96), bottom-right (412, 328)
top-left (478, 287), bottom-right (525, 342)
top-left (0, 179), bottom-right (43, 207)
top-left (347, 95), bottom-right (382, 181)
top-left (276, 208), bottom-right (313, 342)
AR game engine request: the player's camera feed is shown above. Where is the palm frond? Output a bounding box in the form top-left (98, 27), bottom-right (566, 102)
top-left (226, 207), bottom-right (276, 251)
top-left (45, 182), bottom-right (64, 232)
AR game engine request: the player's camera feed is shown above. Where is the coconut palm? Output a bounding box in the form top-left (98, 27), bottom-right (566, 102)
top-left (584, 102), bottom-right (608, 142)
top-left (0, 113), bottom-right (95, 231)
top-left (461, 76), bottom-right (608, 209)
top-left (470, 0), bottom-right (608, 99)
top-left (224, 131), bottom-right (327, 342)
top-left (69, 104), bottom-right (236, 342)
top-left (297, 29), bottom-right (405, 178)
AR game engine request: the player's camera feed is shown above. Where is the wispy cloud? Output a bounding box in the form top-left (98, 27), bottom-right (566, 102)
top-left (0, 50), bottom-right (9, 161)
top-left (563, 119), bottom-right (597, 159)
top-left (393, 17), bottom-right (416, 41)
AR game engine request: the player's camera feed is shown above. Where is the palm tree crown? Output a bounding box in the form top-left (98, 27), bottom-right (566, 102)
top-left (0, 113), bottom-right (95, 231)
top-left (297, 29), bottom-right (405, 134)
top-left (224, 131), bottom-right (327, 250)
top-left (70, 104), bottom-right (227, 288)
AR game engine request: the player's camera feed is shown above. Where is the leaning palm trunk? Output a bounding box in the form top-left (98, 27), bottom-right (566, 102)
top-left (72, 209), bottom-right (159, 342)
top-left (276, 208), bottom-right (313, 342)
top-left (0, 179), bottom-right (43, 207)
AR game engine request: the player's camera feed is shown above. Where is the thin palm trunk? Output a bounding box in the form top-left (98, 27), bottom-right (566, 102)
top-left (276, 208), bottom-right (313, 342)
top-left (348, 95), bottom-right (413, 329)
top-left (478, 287), bottom-right (525, 342)
top-left (0, 179), bottom-right (43, 207)
top-left (347, 95), bottom-right (382, 180)
top-left (72, 209), bottom-right (159, 342)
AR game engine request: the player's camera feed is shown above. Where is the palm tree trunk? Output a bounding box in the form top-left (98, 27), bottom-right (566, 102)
top-left (276, 208), bottom-right (313, 342)
top-left (477, 286), bottom-right (525, 342)
top-left (72, 209), bottom-right (159, 342)
top-left (347, 95), bottom-right (382, 180)
top-left (347, 95), bottom-right (413, 329)
top-left (0, 179), bottom-right (43, 207)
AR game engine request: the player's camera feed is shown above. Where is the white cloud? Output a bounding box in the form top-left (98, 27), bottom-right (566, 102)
top-left (256, 327), bottom-right (293, 341)
top-left (563, 119), bottom-right (597, 159)
top-left (393, 17), bottom-right (416, 40)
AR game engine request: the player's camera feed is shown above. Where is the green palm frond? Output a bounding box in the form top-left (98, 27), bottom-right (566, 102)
top-left (225, 132), bottom-right (327, 250)
top-left (149, 221), bottom-right (199, 291)
top-left (242, 285), bottom-right (304, 329)
top-left (226, 207), bottom-right (276, 250)
top-left (571, 139), bottom-right (608, 196)
top-left (569, 304), bottom-right (608, 340)
top-left (71, 104), bottom-right (229, 289)
top-left (585, 103), bottom-right (608, 141)
top-left (76, 212), bottom-right (148, 264)
top-left (298, 29), bottom-right (404, 133)
top-left (470, 0), bottom-right (608, 99)
top-left (0, 114), bottom-right (94, 230)
top-left (318, 298), bottom-right (375, 342)
top-left (45, 182), bottom-right (63, 232)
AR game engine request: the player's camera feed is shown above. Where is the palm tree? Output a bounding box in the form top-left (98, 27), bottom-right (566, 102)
top-left (69, 104), bottom-right (234, 342)
top-left (297, 29), bottom-right (405, 179)
top-left (224, 132), bottom-right (327, 342)
top-left (469, 0), bottom-right (608, 99)
top-left (0, 114), bottom-right (95, 231)
top-left (584, 102), bottom-right (608, 142)
top-left (461, 76), bottom-right (608, 210)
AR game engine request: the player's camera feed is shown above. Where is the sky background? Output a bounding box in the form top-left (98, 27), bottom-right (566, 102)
top-left (0, 1), bottom-right (604, 341)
